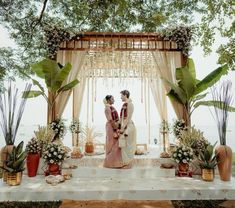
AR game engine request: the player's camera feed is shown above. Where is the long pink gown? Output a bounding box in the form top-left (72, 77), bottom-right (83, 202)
top-left (103, 104), bottom-right (123, 168)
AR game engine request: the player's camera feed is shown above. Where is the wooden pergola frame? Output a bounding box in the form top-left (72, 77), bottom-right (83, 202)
top-left (59, 32), bottom-right (183, 53)
top-left (49, 32), bottom-right (188, 124)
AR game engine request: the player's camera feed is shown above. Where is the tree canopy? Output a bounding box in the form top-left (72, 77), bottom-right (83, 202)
top-left (0, 0), bottom-right (234, 87)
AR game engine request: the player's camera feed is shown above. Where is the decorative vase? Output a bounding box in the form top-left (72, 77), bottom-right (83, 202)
top-left (48, 163), bottom-right (61, 175)
top-left (0, 145), bottom-right (14, 182)
top-left (178, 162), bottom-right (189, 172)
top-left (85, 142), bottom-right (94, 154)
top-left (0, 145), bottom-right (14, 163)
top-left (6, 172), bottom-right (22, 186)
top-left (201, 169), bottom-right (214, 181)
top-left (216, 145), bottom-right (232, 181)
top-left (26, 153), bottom-right (40, 177)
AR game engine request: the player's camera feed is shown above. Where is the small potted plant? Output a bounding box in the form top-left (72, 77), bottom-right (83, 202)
top-left (171, 144), bottom-right (194, 172)
top-left (0, 141), bottom-right (27, 186)
top-left (81, 126), bottom-right (102, 154)
top-left (26, 137), bottom-right (42, 177)
top-left (198, 143), bottom-right (217, 181)
top-left (179, 126), bottom-right (210, 174)
top-left (42, 142), bottom-right (68, 175)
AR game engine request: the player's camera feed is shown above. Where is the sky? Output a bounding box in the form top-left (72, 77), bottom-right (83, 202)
top-left (0, 24), bottom-right (235, 149)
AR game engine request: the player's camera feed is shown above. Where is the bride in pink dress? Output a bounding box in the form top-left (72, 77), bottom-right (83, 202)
top-left (103, 95), bottom-right (123, 168)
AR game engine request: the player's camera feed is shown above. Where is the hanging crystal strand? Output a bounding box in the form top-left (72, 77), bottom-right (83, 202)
top-left (141, 51), bottom-right (143, 103)
top-left (94, 77), bottom-right (97, 102)
top-left (147, 79), bottom-right (151, 146)
top-left (91, 71), bottom-right (94, 123)
top-left (144, 77), bottom-right (148, 124)
top-left (86, 77), bottom-right (90, 127)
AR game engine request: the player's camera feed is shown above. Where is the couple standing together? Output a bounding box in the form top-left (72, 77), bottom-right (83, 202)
top-left (103, 90), bottom-right (137, 169)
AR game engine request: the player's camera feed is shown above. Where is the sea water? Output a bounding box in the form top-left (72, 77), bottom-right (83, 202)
top-left (0, 124), bottom-right (234, 152)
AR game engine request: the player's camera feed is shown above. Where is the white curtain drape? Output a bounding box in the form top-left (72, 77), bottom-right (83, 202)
top-left (72, 77), bottom-right (86, 120)
top-left (55, 50), bottom-right (87, 118)
top-left (151, 51), bottom-right (183, 119)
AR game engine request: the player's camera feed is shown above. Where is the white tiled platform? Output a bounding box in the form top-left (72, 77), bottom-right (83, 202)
top-left (0, 175), bottom-right (235, 201)
top-left (1, 147), bottom-right (235, 202)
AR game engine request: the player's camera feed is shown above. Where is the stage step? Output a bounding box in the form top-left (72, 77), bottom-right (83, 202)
top-left (62, 167), bottom-right (175, 178)
top-left (63, 157), bottom-right (174, 168)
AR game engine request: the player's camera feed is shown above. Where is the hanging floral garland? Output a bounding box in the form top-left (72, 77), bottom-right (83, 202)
top-left (160, 26), bottom-right (194, 56)
top-left (43, 25), bottom-right (194, 59)
top-left (43, 25), bottom-right (74, 59)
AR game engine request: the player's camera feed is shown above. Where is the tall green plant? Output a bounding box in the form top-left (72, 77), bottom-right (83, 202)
top-left (0, 141), bottom-right (27, 173)
top-left (22, 58), bottom-right (79, 109)
top-left (198, 142), bottom-right (217, 169)
top-left (208, 81), bottom-right (234, 145)
top-left (163, 58), bottom-right (235, 126)
top-left (0, 82), bottom-right (31, 145)
top-left (22, 59), bottom-right (79, 123)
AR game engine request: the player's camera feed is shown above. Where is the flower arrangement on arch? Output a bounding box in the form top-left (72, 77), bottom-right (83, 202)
top-left (50, 118), bottom-right (66, 141)
top-left (171, 145), bottom-right (194, 164)
top-left (172, 119), bottom-right (187, 139)
top-left (69, 119), bottom-right (81, 134)
top-left (26, 137), bottom-right (42, 154)
top-left (42, 143), bottom-right (68, 165)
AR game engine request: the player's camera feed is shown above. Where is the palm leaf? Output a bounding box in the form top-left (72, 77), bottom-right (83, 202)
top-left (195, 64), bottom-right (228, 95)
top-left (178, 65), bottom-right (196, 98)
top-left (32, 59), bottom-right (59, 90)
top-left (54, 63), bottom-right (72, 90)
top-left (22, 90), bottom-right (43, 98)
top-left (57, 79), bottom-right (79, 93)
top-left (162, 78), bottom-right (187, 104)
top-left (194, 101), bottom-right (235, 112)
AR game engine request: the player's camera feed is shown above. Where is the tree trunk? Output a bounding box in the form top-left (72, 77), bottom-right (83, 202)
top-left (47, 91), bottom-right (57, 124)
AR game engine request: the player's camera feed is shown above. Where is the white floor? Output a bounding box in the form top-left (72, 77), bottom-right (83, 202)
top-left (0, 175), bottom-right (235, 201)
top-left (1, 147), bottom-right (235, 202)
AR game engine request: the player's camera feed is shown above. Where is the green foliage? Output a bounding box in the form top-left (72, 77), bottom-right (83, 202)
top-left (0, 82), bottom-right (31, 145)
top-left (209, 81), bottom-right (234, 145)
top-left (198, 143), bottom-right (217, 169)
top-left (22, 58), bottom-right (79, 108)
top-left (0, 0), bottom-right (234, 84)
top-left (163, 58), bottom-right (230, 126)
top-left (0, 141), bottom-right (27, 173)
top-left (180, 126), bottom-right (209, 156)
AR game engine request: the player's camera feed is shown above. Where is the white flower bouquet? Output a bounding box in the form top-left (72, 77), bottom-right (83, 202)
top-left (50, 118), bottom-right (66, 141)
top-left (42, 143), bottom-right (68, 165)
top-left (26, 137), bottom-right (42, 154)
top-left (171, 145), bottom-right (194, 164)
top-left (172, 119), bottom-right (187, 138)
top-left (69, 119), bottom-right (80, 134)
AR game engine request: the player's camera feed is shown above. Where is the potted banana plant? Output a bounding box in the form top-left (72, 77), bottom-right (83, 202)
top-left (198, 143), bottom-right (217, 181)
top-left (163, 58), bottom-right (234, 127)
top-left (21, 58), bottom-right (79, 124)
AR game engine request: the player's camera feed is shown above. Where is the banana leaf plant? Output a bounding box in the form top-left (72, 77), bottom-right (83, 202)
top-left (163, 58), bottom-right (235, 127)
top-left (0, 141), bottom-right (27, 173)
top-left (22, 58), bottom-right (79, 123)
